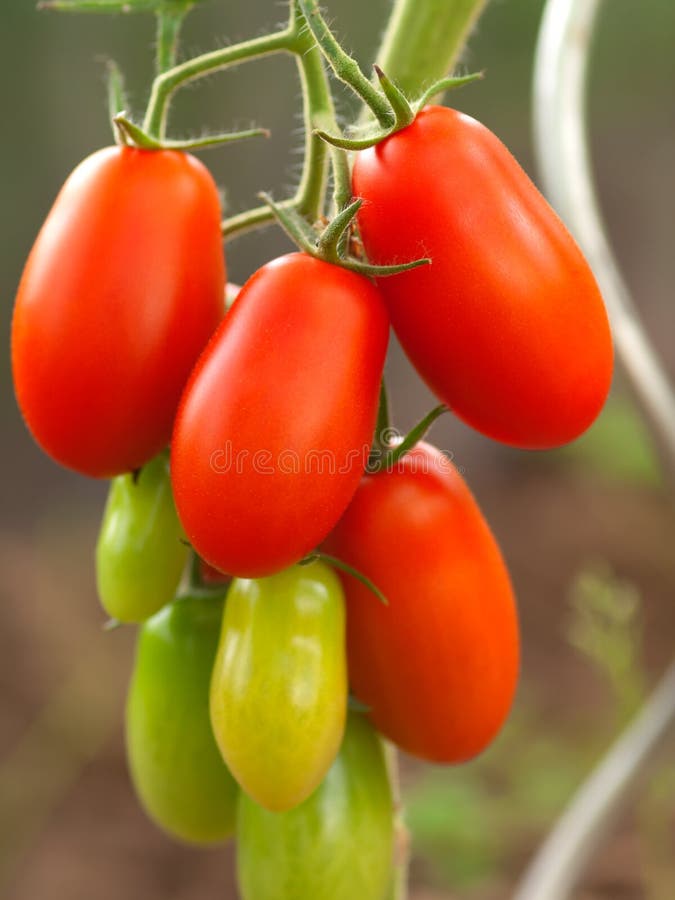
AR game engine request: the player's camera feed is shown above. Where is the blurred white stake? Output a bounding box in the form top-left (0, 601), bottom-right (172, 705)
top-left (513, 662), bottom-right (675, 900)
top-left (515, 1), bottom-right (675, 897)
top-left (533, 0), bottom-right (675, 470)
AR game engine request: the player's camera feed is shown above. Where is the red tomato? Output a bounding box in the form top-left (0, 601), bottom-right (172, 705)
top-left (12, 146), bottom-right (225, 477)
top-left (324, 442), bottom-right (519, 763)
top-left (171, 253), bottom-right (389, 578)
top-left (352, 106), bottom-right (613, 450)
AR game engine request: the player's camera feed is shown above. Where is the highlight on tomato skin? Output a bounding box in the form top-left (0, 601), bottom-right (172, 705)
top-left (171, 252), bottom-right (390, 579)
top-left (352, 105), bottom-right (614, 451)
top-left (11, 145), bottom-right (225, 478)
top-left (324, 441), bottom-right (520, 764)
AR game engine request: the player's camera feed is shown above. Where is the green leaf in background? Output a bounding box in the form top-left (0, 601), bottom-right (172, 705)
top-left (552, 392), bottom-right (662, 487)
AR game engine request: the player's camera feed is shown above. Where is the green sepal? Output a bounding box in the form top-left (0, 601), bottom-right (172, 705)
top-left (373, 65), bottom-right (414, 128)
top-left (257, 192), bottom-right (318, 252)
top-left (301, 552), bottom-right (389, 607)
top-left (262, 191), bottom-right (428, 279)
top-left (370, 405), bottom-right (448, 473)
top-left (415, 71), bottom-right (484, 110)
top-left (314, 126), bottom-right (396, 152)
top-left (113, 113), bottom-right (270, 151)
top-left (317, 198), bottom-right (362, 258)
top-left (338, 255), bottom-right (431, 278)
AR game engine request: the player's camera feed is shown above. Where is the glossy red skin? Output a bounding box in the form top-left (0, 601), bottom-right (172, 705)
top-left (12, 146), bottom-right (225, 477)
top-left (353, 106), bottom-right (613, 449)
top-left (171, 253), bottom-right (389, 578)
top-left (324, 442), bottom-right (519, 763)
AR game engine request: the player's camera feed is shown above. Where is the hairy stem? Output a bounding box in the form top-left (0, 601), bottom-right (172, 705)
top-left (143, 26), bottom-right (294, 138)
top-left (298, 0), bottom-right (394, 126)
top-left (375, 0), bottom-right (488, 99)
top-left (155, 6), bottom-right (184, 76)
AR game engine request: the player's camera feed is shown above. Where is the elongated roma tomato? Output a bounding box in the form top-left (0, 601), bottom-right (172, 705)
top-left (96, 451), bottom-right (188, 623)
top-left (171, 253), bottom-right (388, 578)
top-left (12, 146), bottom-right (224, 477)
top-left (237, 712), bottom-right (394, 900)
top-left (353, 106), bottom-right (613, 449)
top-left (126, 593), bottom-right (238, 845)
top-left (210, 562), bottom-right (347, 812)
top-left (324, 442), bottom-right (519, 763)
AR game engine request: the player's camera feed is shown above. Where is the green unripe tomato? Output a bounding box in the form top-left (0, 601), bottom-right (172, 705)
top-left (96, 451), bottom-right (188, 622)
top-left (237, 712), bottom-right (395, 900)
top-left (126, 593), bottom-right (238, 845)
top-left (210, 561), bottom-right (347, 812)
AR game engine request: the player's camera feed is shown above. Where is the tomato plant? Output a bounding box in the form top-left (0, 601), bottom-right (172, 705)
top-left (236, 712), bottom-right (394, 900)
top-left (210, 561), bottom-right (347, 811)
top-left (11, 0), bottom-right (633, 897)
top-left (96, 451), bottom-right (188, 623)
top-left (126, 593), bottom-right (238, 845)
top-left (171, 253), bottom-right (388, 578)
top-left (325, 441), bottom-right (519, 763)
top-left (12, 145), bottom-right (224, 478)
top-left (353, 106), bottom-right (614, 450)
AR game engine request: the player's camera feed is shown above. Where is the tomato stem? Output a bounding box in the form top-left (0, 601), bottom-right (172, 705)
top-left (142, 24), bottom-right (295, 139)
top-left (155, 6), bottom-right (185, 75)
top-left (297, 0), bottom-right (395, 129)
top-left (38, 0), bottom-right (157, 10)
top-left (375, 0), bottom-right (489, 100)
top-left (222, 2), bottom-right (348, 239)
top-left (374, 382), bottom-right (392, 452)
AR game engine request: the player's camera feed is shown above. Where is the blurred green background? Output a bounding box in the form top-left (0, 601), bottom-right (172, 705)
top-left (1, 1), bottom-right (675, 898)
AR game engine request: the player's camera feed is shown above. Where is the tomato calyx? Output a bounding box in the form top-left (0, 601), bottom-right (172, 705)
top-left (317, 70), bottom-right (483, 152)
top-left (298, 0), bottom-right (483, 153)
top-left (112, 112), bottom-right (270, 153)
top-left (260, 192), bottom-right (430, 279)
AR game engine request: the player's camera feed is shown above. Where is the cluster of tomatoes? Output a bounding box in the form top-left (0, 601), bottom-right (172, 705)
top-left (12, 102), bottom-right (613, 898)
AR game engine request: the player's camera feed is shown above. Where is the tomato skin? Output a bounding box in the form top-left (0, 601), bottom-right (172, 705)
top-left (12, 146), bottom-right (224, 477)
top-left (237, 712), bottom-right (394, 900)
top-left (352, 106), bottom-right (613, 449)
top-left (210, 562), bottom-right (347, 812)
top-left (126, 593), bottom-right (238, 845)
top-left (96, 452), bottom-right (188, 623)
top-left (324, 442), bottom-right (519, 763)
top-left (171, 252), bottom-right (389, 578)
